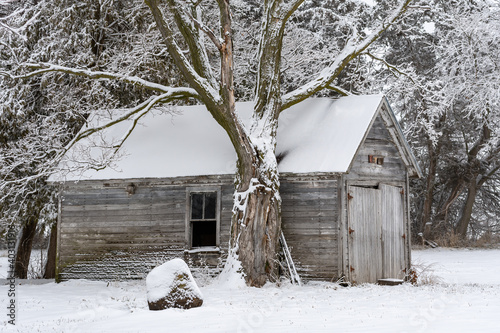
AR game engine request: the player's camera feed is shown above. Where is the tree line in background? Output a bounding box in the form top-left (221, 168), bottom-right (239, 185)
top-left (0, 0), bottom-right (499, 280)
top-left (380, 0), bottom-right (500, 245)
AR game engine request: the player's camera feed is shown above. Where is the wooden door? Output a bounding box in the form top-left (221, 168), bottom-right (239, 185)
top-left (348, 184), bottom-right (406, 284)
top-left (347, 186), bottom-right (382, 284)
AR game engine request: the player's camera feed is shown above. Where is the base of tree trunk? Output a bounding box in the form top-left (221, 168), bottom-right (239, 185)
top-left (233, 185), bottom-right (281, 287)
top-left (43, 223), bottom-right (58, 279)
top-left (14, 216), bottom-right (38, 279)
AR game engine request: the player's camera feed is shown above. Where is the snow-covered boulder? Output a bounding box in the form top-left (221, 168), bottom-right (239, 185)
top-left (146, 259), bottom-right (203, 310)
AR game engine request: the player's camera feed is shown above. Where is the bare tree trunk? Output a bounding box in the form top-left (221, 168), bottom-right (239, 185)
top-left (220, 0), bottom-right (286, 287)
top-left (232, 183), bottom-right (281, 286)
top-left (223, 100), bottom-right (282, 287)
top-left (456, 180), bottom-right (478, 239)
top-left (454, 124), bottom-right (492, 239)
top-left (433, 180), bottom-right (464, 235)
top-left (14, 215), bottom-right (38, 279)
top-left (422, 145), bottom-right (438, 240)
top-left (230, 147), bottom-right (282, 287)
top-left (43, 222), bottom-right (57, 279)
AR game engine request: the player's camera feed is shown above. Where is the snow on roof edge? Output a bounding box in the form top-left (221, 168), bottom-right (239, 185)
top-left (49, 95), bottom-right (390, 182)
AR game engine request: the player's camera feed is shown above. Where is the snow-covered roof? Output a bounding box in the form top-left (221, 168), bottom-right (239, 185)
top-left (52, 95), bottom-right (420, 181)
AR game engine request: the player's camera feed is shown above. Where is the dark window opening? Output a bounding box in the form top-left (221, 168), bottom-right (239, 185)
top-left (204, 192), bottom-right (217, 219)
top-left (356, 184), bottom-right (380, 189)
top-left (190, 192), bottom-right (217, 248)
top-left (191, 193), bottom-right (204, 219)
top-left (191, 221), bottom-right (217, 247)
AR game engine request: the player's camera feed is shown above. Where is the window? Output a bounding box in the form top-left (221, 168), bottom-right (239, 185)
top-left (368, 155), bottom-right (384, 166)
top-left (187, 190), bottom-right (220, 248)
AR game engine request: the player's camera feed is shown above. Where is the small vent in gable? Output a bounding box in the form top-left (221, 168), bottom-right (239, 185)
top-left (368, 155), bottom-right (384, 166)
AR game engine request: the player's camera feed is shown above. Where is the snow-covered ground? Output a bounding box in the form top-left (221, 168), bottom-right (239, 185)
top-left (1, 248), bottom-right (499, 332)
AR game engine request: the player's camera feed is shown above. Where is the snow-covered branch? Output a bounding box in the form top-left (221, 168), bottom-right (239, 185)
top-left (16, 63), bottom-right (200, 96)
top-left (144, 0), bottom-right (220, 104)
top-left (326, 85), bottom-right (351, 96)
top-left (365, 51), bottom-right (416, 84)
top-left (185, 6), bottom-right (222, 51)
top-left (104, 94), bottom-right (178, 162)
top-left (1, 89), bottom-right (193, 201)
top-left (0, 7), bottom-right (39, 39)
top-left (281, 0), bottom-right (413, 111)
top-left (254, 0), bottom-right (305, 114)
top-left (165, 0), bottom-right (218, 87)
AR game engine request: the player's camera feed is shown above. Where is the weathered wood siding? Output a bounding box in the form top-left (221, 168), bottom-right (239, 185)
top-left (57, 176), bottom-right (234, 281)
top-left (280, 174), bottom-right (340, 281)
top-left (57, 173), bottom-right (342, 282)
top-left (346, 114), bottom-right (407, 182)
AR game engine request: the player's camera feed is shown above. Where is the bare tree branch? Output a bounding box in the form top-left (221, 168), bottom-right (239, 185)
top-left (478, 164), bottom-right (500, 187)
top-left (214, 0), bottom-right (236, 111)
top-left (61, 92), bottom-right (189, 157)
top-left (282, 0), bottom-right (307, 21)
top-left (106, 95), bottom-right (179, 161)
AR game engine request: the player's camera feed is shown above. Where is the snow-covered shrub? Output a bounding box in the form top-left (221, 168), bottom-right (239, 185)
top-left (409, 260), bottom-right (443, 286)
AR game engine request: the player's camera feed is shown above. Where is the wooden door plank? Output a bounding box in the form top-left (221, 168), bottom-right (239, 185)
top-left (348, 186), bottom-right (382, 284)
top-left (380, 184), bottom-right (405, 279)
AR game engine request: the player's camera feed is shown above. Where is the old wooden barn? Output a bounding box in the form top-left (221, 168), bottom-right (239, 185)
top-left (50, 95), bottom-right (421, 284)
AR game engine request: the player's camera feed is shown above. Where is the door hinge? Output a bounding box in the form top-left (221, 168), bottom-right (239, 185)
top-left (400, 189), bottom-right (405, 195)
top-left (349, 227), bottom-right (355, 235)
top-left (402, 234), bottom-right (406, 240)
top-left (350, 266), bottom-right (355, 272)
top-left (348, 193), bottom-right (354, 200)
